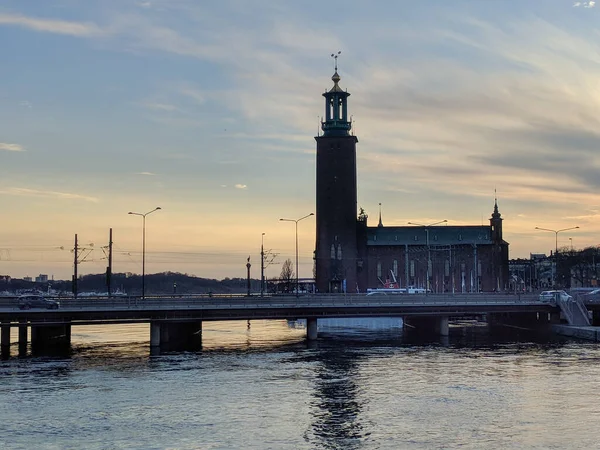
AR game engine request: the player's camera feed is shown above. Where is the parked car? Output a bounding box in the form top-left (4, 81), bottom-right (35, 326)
top-left (538, 290), bottom-right (571, 304)
top-left (18, 295), bottom-right (60, 310)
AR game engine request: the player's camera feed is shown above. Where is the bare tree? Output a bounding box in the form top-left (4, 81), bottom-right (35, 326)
top-left (279, 258), bottom-right (295, 293)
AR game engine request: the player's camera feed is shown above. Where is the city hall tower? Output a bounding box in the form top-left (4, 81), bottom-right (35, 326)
top-left (315, 66), bottom-right (359, 293)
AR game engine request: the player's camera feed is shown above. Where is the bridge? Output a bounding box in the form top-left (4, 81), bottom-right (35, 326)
top-left (1, 293), bottom-right (599, 355)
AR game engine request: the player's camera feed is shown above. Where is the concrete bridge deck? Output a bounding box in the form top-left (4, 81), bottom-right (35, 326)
top-left (0, 293), bottom-right (598, 353)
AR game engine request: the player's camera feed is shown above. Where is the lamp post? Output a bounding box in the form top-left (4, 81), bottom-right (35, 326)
top-left (408, 220), bottom-right (448, 293)
top-left (260, 233), bottom-right (266, 296)
top-left (280, 213), bottom-right (314, 296)
top-left (535, 226), bottom-right (579, 288)
top-left (128, 207), bottom-right (161, 299)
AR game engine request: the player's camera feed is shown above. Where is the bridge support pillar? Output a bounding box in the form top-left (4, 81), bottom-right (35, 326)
top-left (307, 318), bottom-right (318, 341)
top-left (150, 322), bottom-right (161, 347)
top-left (150, 321), bottom-right (202, 350)
top-left (31, 323), bottom-right (71, 354)
top-left (1, 322), bottom-right (10, 358)
top-left (404, 316), bottom-right (449, 336)
top-left (18, 320), bottom-right (27, 356)
top-left (550, 312), bottom-right (561, 324)
top-left (435, 316), bottom-right (449, 336)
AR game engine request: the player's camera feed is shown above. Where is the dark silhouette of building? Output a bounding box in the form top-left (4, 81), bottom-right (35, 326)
top-left (314, 69), bottom-right (509, 293)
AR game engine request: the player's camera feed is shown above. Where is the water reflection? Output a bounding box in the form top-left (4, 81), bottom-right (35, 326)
top-left (306, 343), bottom-right (367, 449)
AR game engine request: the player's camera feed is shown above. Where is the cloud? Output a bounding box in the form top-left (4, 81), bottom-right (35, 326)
top-left (234, 184), bottom-right (247, 189)
top-left (0, 188), bottom-right (98, 202)
top-left (0, 143), bottom-right (24, 152)
top-left (135, 172), bottom-right (156, 176)
top-left (573, 1), bottom-right (595, 7)
top-left (141, 102), bottom-right (179, 112)
top-left (0, 13), bottom-right (105, 36)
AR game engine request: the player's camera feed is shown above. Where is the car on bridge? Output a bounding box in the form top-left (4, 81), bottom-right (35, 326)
top-left (18, 295), bottom-right (60, 310)
top-left (538, 290), bottom-right (571, 305)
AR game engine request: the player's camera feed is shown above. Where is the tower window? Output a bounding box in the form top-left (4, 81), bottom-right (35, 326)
top-left (330, 244), bottom-right (335, 259)
top-left (337, 244), bottom-right (342, 260)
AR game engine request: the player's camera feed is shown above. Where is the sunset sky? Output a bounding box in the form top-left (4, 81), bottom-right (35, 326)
top-left (1, 0), bottom-right (599, 282)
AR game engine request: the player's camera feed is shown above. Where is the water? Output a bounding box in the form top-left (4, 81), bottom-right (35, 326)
top-left (0, 320), bottom-right (599, 449)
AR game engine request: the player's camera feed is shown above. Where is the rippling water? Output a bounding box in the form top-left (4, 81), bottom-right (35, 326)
top-left (0, 320), bottom-right (599, 449)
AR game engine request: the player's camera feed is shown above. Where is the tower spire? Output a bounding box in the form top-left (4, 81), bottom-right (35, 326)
top-left (378, 203), bottom-right (383, 227)
top-left (492, 189), bottom-right (501, 219)
top-left (321, 53), bottom-right (352, 137)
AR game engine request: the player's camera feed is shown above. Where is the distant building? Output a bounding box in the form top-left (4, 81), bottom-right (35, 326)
top-left (35, 274), bottom-right (49, 283)
top-left (23, 276), bottom-right (32, 282)
top-left (0, 275), bottom-right (10, 283)
top-left (314, 68), bottom-right (509, 293)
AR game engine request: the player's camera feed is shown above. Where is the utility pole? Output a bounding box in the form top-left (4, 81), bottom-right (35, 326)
top-left (261, 233), bottom-right (265, 296)
top-left (73, 234), bottom-right (78, 298)
top-left (106, 228), bottom-right (113, 297)
top-left (246, 256), bottom-right (251, 296)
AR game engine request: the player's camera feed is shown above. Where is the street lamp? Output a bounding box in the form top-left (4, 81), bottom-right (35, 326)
top-left (408, 220), bottom-right (448, 293)
top-left (535, 226), bottom-right (579, 288)
top-left (280, 213), bottom-right (314, 295)
top-left (261, 232), bottom-right (266, 296)
top-left (128, 207), bottom-right (161, 299)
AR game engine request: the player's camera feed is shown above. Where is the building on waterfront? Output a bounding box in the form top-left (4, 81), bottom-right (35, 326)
top-left (35, 274), bottom-right (48, 283)
top-left (314, 68), bottom-right (509, 293)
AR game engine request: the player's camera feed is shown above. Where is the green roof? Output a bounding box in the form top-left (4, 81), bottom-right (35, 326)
top-left (368, 225), bottom-right (492, 246)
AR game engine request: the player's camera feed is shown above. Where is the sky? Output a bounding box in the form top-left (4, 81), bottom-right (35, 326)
top-left (1, 0), bottom-right (599, 282)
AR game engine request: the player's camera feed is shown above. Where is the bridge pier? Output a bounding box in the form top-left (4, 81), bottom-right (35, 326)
top-left (150, 320), bottom-right (202, 350)
top-left (404, 316), bottom-right (449, 336)
top-left (1, 321), bottom-right (10, 358)
top-left (307, 318), bottom-right (318, 341)
top-left (18, 320), bottom-right (27, 356)
top-left (488, 312), bottom-right (555, 329)
top-left (31, 323), bottom-right (71, 354)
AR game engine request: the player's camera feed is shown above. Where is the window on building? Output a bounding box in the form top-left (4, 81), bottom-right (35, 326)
top-left (393, 260), bottom-right (398, 278)
top-left (377, 262), bottom-right (382, 278)
top-left (410, 260), bottom-right (415, 277)
top-left (337, 244), bottom-right (342, 260)
top-left (445, 260), bottom-right (450, 277)
top-left (330, 244), bottom-right (335, 259)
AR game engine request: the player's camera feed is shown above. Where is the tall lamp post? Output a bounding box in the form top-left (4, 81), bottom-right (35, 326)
top-left (535, 226), bottom-right (579, 288)
top-left (408, 220), bottom-right (448, 293)
top-left (260, 233), bottom-right (266, 296)
top-left (280, 213), bottom-right (314, 296)
top-left (128, 207), bottom-right (161, 298)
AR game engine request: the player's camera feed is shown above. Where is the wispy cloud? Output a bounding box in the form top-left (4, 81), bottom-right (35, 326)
top-left (573, 1), bottom-right (596, 7)
top-left (141, 102), bottom-right (179, 112)
top-left (135, 172), bottom-right (156, 176)
top-left (0, 188), bottom-right (98, 202)
top-left (0, 13), bottom-right (106, 36)
top-left (234, 184), bottom-right (247, 189)
top-left (0, 143), bottom-right (24, 152)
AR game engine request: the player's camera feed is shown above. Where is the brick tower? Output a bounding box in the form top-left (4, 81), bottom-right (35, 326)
top-left (314, 63), bottom-right (359, 293)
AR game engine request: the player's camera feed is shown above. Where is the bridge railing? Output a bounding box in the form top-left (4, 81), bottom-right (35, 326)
top-left (0, 292), bottom-right (547, 311)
